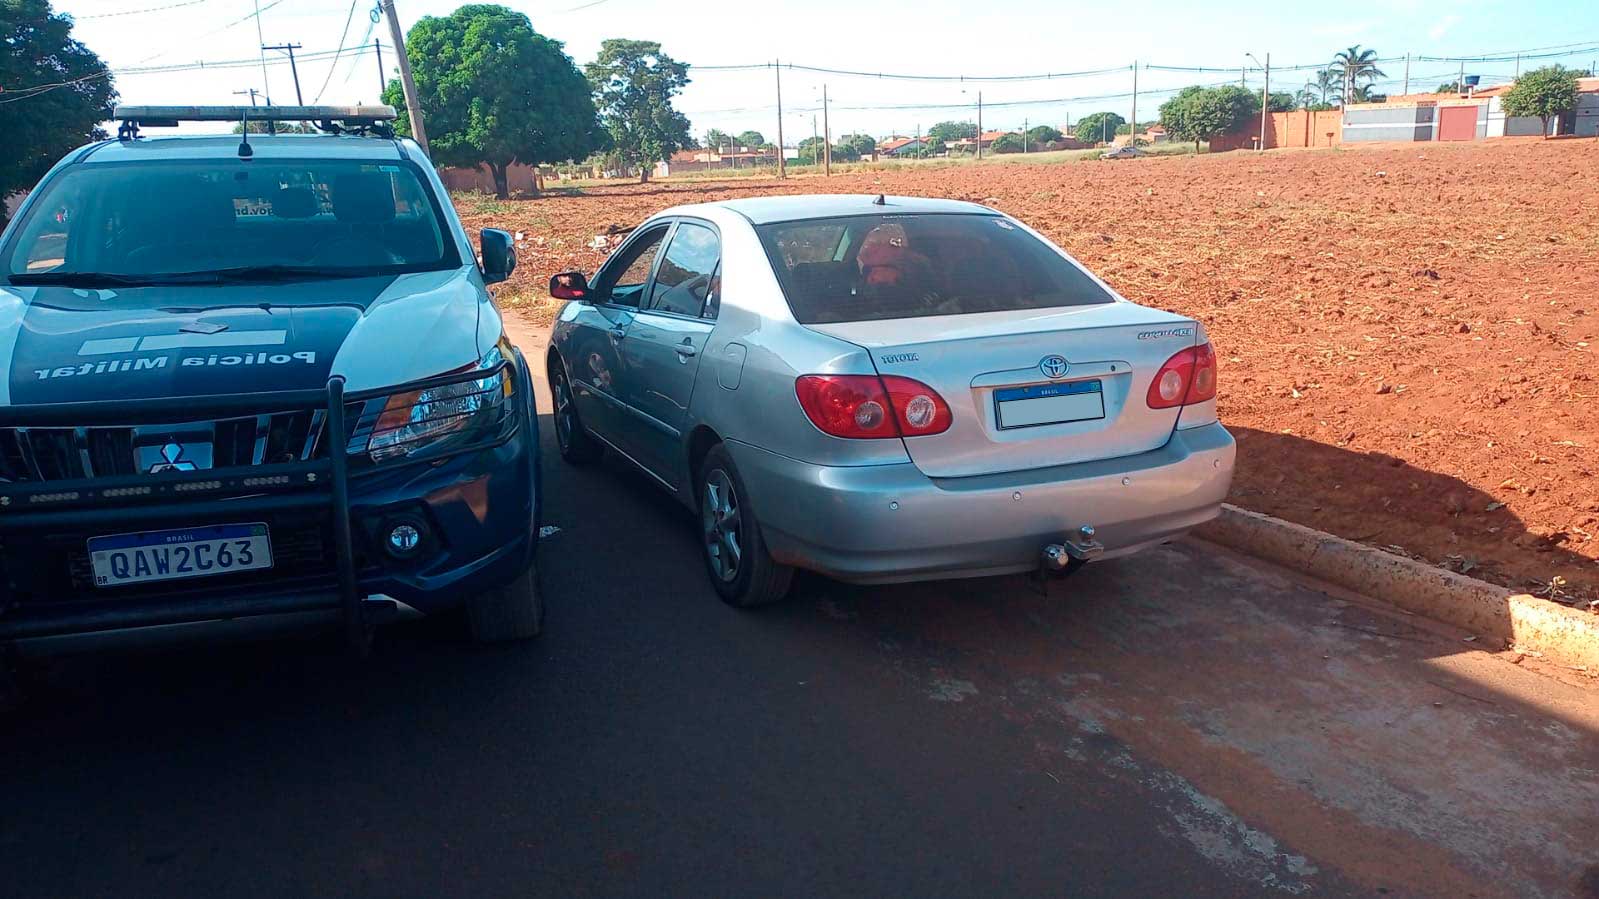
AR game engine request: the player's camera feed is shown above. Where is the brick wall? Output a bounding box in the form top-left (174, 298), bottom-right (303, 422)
top-left (1211, 110), bottom-right (1344, 152)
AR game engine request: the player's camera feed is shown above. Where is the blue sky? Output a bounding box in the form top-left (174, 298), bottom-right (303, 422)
top-left (55, 0), bottom-right (1599, 140)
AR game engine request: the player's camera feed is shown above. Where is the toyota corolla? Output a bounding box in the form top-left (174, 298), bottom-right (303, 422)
top-left (547, 195), bottom-right (1234, 607)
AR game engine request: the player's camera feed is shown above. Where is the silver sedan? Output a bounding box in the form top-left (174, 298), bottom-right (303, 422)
top-left (546, 195), bottom-right (1234, 607)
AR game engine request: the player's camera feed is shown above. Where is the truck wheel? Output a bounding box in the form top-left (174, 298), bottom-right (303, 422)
top-left (697, 444), bottom-right (794, 608)
top-left (548, 356), bottom-right (604, 465)
top-left (467, 560), bottom-right (544, 642)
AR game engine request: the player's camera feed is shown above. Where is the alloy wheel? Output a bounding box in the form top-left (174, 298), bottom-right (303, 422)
top-left (702, 469), bottom-right (742, 583)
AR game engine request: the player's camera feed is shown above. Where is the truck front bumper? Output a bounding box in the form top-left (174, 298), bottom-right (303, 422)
top-left (0, 353), bottom-right (539, 652)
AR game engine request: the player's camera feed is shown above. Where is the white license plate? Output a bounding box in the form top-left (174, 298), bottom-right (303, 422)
top-left (88, 523), bottom-right (274, 588)
top-left (995, 380), bottom-right (1105, 429)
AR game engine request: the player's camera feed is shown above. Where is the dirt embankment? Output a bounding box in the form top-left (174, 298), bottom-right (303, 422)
top-left (456, 139), bottom-right (1599, 607)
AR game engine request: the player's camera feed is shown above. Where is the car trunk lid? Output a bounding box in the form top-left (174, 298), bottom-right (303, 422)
top-left (808, 303), bottom-right (1200, 478)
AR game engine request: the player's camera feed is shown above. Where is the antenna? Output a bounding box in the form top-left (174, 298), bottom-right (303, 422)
top-left (238, 109), bottom-right (254, 159)
top-left (872, 194), bottom-right (886, 206)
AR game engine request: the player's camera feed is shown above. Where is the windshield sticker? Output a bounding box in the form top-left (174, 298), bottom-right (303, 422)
top-left (993, 219), bottom-right (1016, 230)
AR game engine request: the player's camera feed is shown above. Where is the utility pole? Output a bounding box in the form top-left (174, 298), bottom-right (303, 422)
top-left (1240, 65), bottom-right (1246, 88)
top-left (1023, 117), bottom-right (1029, 153)
top-left (1459, 60), bottom-right (1466, 97)
top-left (233, 88), bottom-right (263, 107)
top-left (822, 84), bottom-right (831, 176)
top-left (263, 43), bottom-right (304, 105)
top-left (774, 60), bottom-right (786, 179)
top-left (976, 91), bottom-right (983, 160)
top-left (1258, 53), bottom-right (1269, 151)
top-left (1515, 53), bottom-right (1521, 78)
top-left (1129, 61), bottom-right (1138, 147)
top-left (253, 0), bottom-right (270, 101)
top-left (1402, 53), bottom-right (1409, 95)
top-left (380, 0), bottom-right (429, 155)
top-left (374, 38), bottom-right (385, 96)
top-left (811, 114), bottom-right (818, 167)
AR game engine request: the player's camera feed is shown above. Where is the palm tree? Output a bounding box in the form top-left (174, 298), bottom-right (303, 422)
top-left (1306, 68), bottom-right (1343, 106)
top-left (1331, 45), bottom-right (1387, 105)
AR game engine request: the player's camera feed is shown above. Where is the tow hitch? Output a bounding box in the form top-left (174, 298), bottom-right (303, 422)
top-left (1034, 526), bottom-right (1103, 594)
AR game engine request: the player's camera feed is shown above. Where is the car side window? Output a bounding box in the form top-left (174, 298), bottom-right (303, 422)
top-left (646, 222), bottom-right (720, 318)
top-left (702, 263), bottom-right (722, 320)
top-left (595, 225), bottom-right (669, 307)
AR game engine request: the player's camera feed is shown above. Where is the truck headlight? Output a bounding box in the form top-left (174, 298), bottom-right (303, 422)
top-left (355, 346), bottom-right (517, 463)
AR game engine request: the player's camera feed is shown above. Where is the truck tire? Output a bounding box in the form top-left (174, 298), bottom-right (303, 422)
top-left (467, 560), bottom-right (544, 642)
top-left (548, 356), bottom-right (604, 465)
top-left (697, 444), bottom-right (794, 608)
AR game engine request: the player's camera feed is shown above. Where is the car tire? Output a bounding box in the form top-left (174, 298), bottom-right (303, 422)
top-left (548, 355), bottom-right (604, 465)
top-left (697, 444), bottom-right (794, 608)
top-left (466, 559), bottom-right (544, 642)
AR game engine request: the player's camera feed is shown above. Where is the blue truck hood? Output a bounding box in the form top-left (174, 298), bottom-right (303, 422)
top-left (0, 269), bottom-right (487, 405)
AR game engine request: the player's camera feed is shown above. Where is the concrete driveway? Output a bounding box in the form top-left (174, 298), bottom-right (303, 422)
top-left (0, 316), bottom-right (1593, 898)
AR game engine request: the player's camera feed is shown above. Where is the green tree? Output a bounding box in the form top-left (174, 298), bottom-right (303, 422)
top-left (925, 137), bottom-right (947, 156)
top-left (1305, 68), bottom-right (1343, 106)
top-left (795, 136), bottom-right (826, 165)
top-left (586, 38), bottom-right (692, 183)
top-left (704, 128), bottom-right (732, 151)
top-left (0, 0), bottom-right (116, 228)
top-left (1436, 80), bottom-right (1464, 94)
top-left (1074, 112), bottom-right (1125, 145)
top-left (1501, 65), bottom-right (1581, 138)
top-left (1266, 91), bottom-right (1296, 112)
top-left (1159, 85), bottom-right (1257, 151)
top-left (382, 5), bottom-right (598, 198)
top-left (927, 120), bottom-right (978, 143)
top-left (840, 133), bottom-right (877, 158)
top-left (1331, 45), bottom-right (1386, 104)
top-left (1026, 124), bottom-right (1063, 147)
top-left (735, 129), bottom-right (765, 148)
top-left (990, 133), bottom-right (1025, 153)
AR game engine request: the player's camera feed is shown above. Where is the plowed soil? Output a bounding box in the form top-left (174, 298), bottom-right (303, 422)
top-left (457, 138), bottom-right (1599, 608)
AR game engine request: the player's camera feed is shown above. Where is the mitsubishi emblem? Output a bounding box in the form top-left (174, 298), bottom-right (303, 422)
top-left (148, 442), bottom-right (199, 473)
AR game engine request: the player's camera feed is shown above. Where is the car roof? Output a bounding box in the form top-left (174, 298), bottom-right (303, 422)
top-left (81, 134), bottom-right (407, 164)
top-left (672, 194), bottom-right (998, 225)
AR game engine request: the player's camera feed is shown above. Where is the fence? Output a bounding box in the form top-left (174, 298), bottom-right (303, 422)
top-left (1210, 110), bottom-right (1344, 152)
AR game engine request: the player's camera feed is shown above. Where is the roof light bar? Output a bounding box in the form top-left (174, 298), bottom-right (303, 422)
top-left (114, 105), bottom-right (398, 125)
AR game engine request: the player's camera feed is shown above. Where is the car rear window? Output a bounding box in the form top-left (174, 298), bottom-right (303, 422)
top-left (755, 213), bottom-right (1114, 324)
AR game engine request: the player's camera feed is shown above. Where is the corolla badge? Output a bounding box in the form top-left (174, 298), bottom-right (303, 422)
top-left (148, 442), bottom-right (199, 474)
top-left (1039, 355), bottom-right (1070, 379)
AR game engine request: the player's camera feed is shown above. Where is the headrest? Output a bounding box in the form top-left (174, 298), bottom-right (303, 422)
top-left (331, 173), bottom-right (396, 224)
top-left (272, 186), bottom-right (318, 219)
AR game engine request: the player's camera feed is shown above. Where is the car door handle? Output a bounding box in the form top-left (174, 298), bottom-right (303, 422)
top-left (674, 344), bottom-right (698, 358)
top-left (608, 327), bottom-right (627, 340)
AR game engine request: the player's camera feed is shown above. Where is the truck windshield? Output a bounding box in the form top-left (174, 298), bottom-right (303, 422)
top-left (756, 213), bottom-right (1115, 324)
top-left (3, 158), bottom-right (459, 283)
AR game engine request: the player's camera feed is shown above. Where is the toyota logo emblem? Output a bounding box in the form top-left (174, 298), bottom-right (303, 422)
top-left (1039, 355), bottom-right (1070, 379)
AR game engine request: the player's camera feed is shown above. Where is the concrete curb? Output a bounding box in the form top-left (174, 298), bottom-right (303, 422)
top-left (1194, 504), bottom-right (1598, 672)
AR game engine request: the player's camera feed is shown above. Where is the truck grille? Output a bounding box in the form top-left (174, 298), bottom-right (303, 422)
top-left (0, 410), bottom-right (329, 482)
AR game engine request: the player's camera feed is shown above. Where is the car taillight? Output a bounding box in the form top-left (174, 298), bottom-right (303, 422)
top-left (1146, 342), bottom-right (1218, 409)
top-left (881, 375), bottom-right (952, 435)
top-left (795, 374), bottom-right (952, 439)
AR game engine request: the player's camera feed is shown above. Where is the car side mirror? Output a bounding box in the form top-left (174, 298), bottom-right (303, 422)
top-left (549, 271), bottom-right (591, 302)
top-left (480, 228), bottom-right (516, 285)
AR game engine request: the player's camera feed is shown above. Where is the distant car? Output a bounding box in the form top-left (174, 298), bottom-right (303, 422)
top-left (546, 195), bottom-right (1234, 607)
top-left (0, 105), bottom-right (544, 653)
top-left (1101, 146), bottom-right (1145, 159)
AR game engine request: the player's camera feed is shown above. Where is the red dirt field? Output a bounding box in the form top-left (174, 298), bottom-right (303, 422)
top-left (456, 139), bottom-right (1599, 609)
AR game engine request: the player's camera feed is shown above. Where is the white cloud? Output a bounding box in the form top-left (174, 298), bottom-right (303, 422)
top-left (1429, 14), bottom-right (1463, 41)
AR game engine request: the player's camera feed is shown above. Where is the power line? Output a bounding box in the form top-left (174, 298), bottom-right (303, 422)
top-left (311, 0), bottom-right (361, 102)
top-left (75, 0), bottom-right (213, 19)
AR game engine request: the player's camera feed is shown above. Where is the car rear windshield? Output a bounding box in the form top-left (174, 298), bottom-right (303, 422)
top-left (2, 157), bottom-right (458, 281)
top-left (755, 213), bottom-right (1114, 324)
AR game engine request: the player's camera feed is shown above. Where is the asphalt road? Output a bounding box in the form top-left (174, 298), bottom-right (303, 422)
top-left (3, 402), bottom-right (1597, 896)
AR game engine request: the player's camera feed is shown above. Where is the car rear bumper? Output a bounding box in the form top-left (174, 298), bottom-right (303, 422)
top-left (727, 422), bottom-right (1235, 584)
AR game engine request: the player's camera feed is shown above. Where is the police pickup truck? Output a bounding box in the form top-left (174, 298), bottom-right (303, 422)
top-left (0, 105), bottom-right (542, 653)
